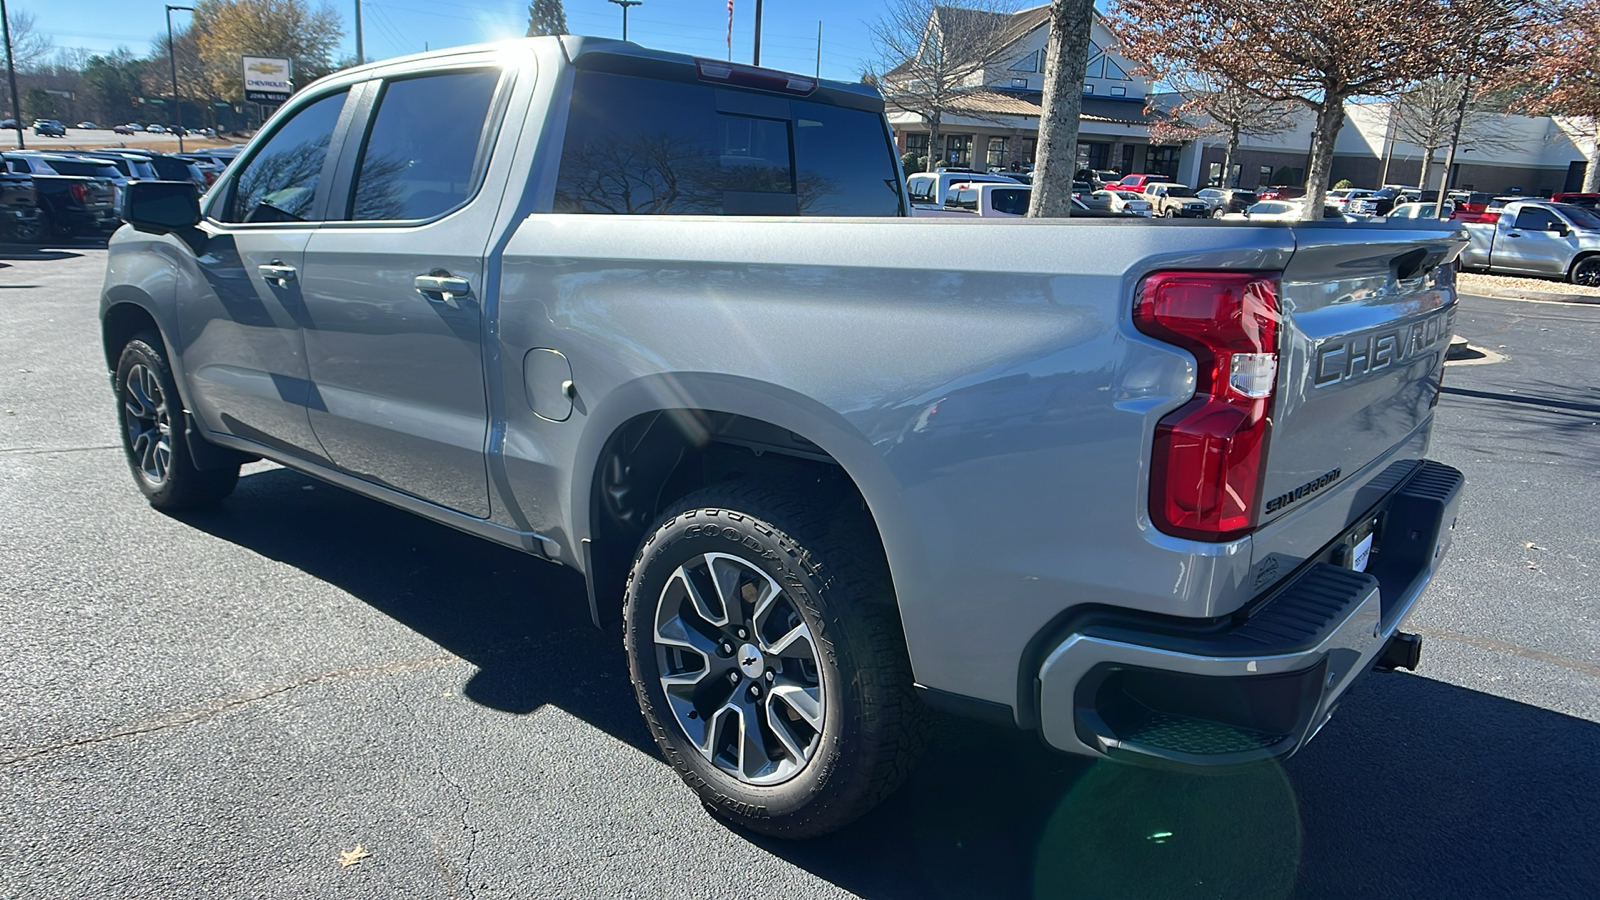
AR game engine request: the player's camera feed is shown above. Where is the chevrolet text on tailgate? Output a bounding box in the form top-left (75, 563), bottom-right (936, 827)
top-left (100, 37), bottom-right (1466, 837)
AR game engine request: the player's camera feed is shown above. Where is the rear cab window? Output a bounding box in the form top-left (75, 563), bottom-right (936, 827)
top-left (554, 66), bottom-right (903, 216)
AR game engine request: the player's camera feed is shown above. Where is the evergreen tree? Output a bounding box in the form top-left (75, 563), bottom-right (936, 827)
top-left (526, 0), bottom-right (569, 37)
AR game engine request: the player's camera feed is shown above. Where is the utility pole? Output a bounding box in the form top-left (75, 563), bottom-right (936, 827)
top-left (1, 0), bottom-right (24, 149)
top-left (608, 0), bottom-right (641, 42)
top-left (753, 0), bottom-right (763, 66)
top-left (815, 21), bottom-right (821, 78)
top-left (166, 5), bottom-right (195, 153)
top-left (355, 0), bottom-right (364, 65)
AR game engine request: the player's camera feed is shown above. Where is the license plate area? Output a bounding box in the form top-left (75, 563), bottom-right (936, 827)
top-left (1336, 517), bottom-right (1379, 573)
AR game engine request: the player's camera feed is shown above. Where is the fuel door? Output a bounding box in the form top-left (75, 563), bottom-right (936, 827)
top-left (523, 348), bottom-right (575, 422)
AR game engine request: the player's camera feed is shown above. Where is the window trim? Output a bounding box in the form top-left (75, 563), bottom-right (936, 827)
top-left (324, 64), bottom-right (515, 227)
top-left (204, 84), bottom-right (362, 228)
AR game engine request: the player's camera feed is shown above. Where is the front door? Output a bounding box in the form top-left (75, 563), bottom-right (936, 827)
top-left (299, 68), bottom-right (506, 518)
top-left (1499, 206), bottom-right (1578, 276)
top-left (180, 87), bottom-right (354, 463)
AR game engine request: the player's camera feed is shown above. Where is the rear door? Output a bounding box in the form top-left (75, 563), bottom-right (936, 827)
top-left (298, 65), bottom-right (511, 517)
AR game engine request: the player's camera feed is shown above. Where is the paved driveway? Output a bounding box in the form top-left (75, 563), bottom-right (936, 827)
top-left (2, 246), bottom-right (1596, 898)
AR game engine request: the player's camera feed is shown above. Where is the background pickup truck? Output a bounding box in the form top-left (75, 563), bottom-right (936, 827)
top-left (101, 37), bottom-right (1466, 839)
top-left (1458, 199), bottom-right (1600, 285)
top-left (0, 152), bottom-right (119, 238)
top-left (0, 166), bottom-right (45, 242)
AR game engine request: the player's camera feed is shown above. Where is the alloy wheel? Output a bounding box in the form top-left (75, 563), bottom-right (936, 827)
top-left (653, 552), bottom-right (824, 785)
top-left (123, 363), bottom-right (172, 484)
top-left (1573, 257), bottom-right (1600, 287)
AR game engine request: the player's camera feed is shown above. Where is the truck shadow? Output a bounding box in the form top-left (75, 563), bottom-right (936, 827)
top-left (175, 466), bottom-right (1600, 900)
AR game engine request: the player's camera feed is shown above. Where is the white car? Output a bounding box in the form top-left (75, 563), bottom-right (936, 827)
top-left (1325, 188), bottom-right (1375, 212)
top-left (147, 124), bottom-right (167, 133)
top-left (906, 170), bottom-right (1022, 210)
top-left (1386, 201), bottom-right (1454, 220)
top-left (1100, 190), bottom-right (1154, 216)
top-left (1222, 200), bottom-right (1343, 221)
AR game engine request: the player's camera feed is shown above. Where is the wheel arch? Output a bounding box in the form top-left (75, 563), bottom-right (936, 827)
top-left (571, 373), bottom-right (926, 633)
top-left (101, 290), bottom-right (167, 372)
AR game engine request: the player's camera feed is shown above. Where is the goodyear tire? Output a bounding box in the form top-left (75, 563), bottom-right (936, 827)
top-left (114, 332), bottom-right (239, 509)
top-left (623, 481), bottom-right (927, 838)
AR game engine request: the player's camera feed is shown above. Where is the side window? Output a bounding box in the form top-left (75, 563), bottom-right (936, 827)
top-left (992, 188), bottom-right (1027, 215)
top-left (223, 90), bottom-right (349, 224)
top-left (349, 69), bottom-right (501, 221)
top-left (1513, 207), bottom-right (1559, 231)
top-left (553, 69), bottom-right (903, 216)
top-left (908, 177), bottom-right (935, 203)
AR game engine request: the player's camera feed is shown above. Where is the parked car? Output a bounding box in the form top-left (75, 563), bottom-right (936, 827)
top-left (0, 118), bottom-right (18, 129)
top-left (907, 170), bottom-right (1022, 210)
top-left (0, 162), bottom-right (45, 242)
top-left (113, 124), bottom-right (137, 134)
top-left (1325, 188), bottom-right (1374, 212)
top-left (1114, 173), bottom-right (1166, 192)
top-left (1197, 188), bottom-right (1258, 217)
top-left (1386, 201), bottom-right (1454, 219)
top-left (0, 151), bottom-right (119, 237)
top-left (76, 121), bottom-right (99, 130)
top-left (1551, 192), bottom-right (1600, 209)
top-left (104, 38), bottom-right (1467, 839)
top-left (1099, 189), bottom-right (1154, 216)
top-left (32, 119), bottom-right (67, 137)
top-left (1458, 200), bottom-right (1600, 284)
top-left (26, 155), bottom-right (129, 210)
top-left (1222, 200), bottom-right (1344, 221)
top-left (1348, 187), bottom-right (1410, 217)
top-left (146, 124), bottom-right (167, 134)
top-left (1142, 182), bottom-right (1210, 218)
top-left (912, 182), bottom-right (1134, 218)
top-left (1255, 185), bottom-right (1306, 201)
top-left (91, 148), bottom-right (206, 190)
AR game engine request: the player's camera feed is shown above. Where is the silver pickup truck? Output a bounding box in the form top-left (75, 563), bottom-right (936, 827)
top-left (1459, 199), bottom-right (1600, 285)
top-left (101, 37), bottom-right (1466, 838)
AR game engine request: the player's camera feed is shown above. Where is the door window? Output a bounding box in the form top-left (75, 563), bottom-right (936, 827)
top-left (1513, 207), bottom-right (1561, 231)
top-left (991, 188), bottom-right (1029, 215)
top-left (348, 69), bottom-right (502, 221)
top-left (222, 90), bottom-right (349, 223)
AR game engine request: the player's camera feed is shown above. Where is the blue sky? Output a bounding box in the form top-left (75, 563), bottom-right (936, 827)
top-left (24, 0), bottom-right (899, 82)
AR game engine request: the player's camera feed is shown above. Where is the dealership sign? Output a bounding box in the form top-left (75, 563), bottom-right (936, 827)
top-left (242, 56), bottom-right (293, 103)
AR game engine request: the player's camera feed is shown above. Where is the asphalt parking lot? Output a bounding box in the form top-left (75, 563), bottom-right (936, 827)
top-left (2, 243), bottom-right (1597, 899)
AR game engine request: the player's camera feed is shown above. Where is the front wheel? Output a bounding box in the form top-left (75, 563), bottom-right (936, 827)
top-left (115, 332), bottom-right (239, 509)
top-left (623, 482), bottom-right (927, 838)
top-left (1570, 254), bottom-right (1600, 287)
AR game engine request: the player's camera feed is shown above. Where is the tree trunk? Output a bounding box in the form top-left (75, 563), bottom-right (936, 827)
top-left (1418, 147), bottom-right (1436, 193)
top-left (1586, 118), bottom-right (1600, 193)
top-left (1222, 122), bottom-right (1239, 189)
top-left (1027, 0), bottom-right (1096, 217)
top-left (926, 111), bottom-right (941, 173)
top-left (1300, 94), bottom-right (1348, 221)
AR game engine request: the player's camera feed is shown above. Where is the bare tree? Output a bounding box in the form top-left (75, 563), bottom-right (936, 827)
top-left (1390, 76), bottom-right (1522, 191)
top-left (3, 8), bottom-right (54, 73)
top-left (1148, 71), bottom-right (1294, 189)
top-left (1028, 0), bottom-right (1096, 216)
top-left (869, 0), bottom-right (1021, 173)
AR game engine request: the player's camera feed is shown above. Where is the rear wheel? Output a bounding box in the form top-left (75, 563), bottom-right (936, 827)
top-left (1570, 254), bottom-right (1600, 287)
top-left (623, 482), bottom-right (927, 838)
top-left (115, 332), bottom-right (239, 509)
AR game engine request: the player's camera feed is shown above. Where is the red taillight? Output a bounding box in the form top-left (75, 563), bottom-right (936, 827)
top-left (1134, 271), bottom-right (1280, 541)
top-left (71, 183), bottom-right (88, 203)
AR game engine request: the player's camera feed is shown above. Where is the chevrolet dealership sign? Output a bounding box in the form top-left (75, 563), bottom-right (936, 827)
top-left (242, 56), bottom-right (293, 103)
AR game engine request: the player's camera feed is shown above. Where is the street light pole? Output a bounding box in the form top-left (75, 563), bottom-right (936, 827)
top-left (607, 0), bottom-right (642, 42)
top-left (1, 0), bottom-right (24, 149)
top-left (166, 5), bottom-right (195, 153)
top-left (354, 0), bottom-right (363, 66)
top-left (753, 0), bottom-right (763, 66)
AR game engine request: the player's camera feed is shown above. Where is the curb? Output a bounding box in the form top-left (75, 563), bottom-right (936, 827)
top-left (1461, 285), bottom-right (1600, 306)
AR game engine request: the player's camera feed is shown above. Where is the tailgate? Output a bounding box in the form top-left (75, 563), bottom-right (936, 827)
top-left (1260, 223), bottom-right (1466, 528)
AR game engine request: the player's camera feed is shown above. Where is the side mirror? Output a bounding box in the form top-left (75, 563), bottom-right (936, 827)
top-left (1554, 224), bottom-right (1571, 237)
top-left (121, 180), bottom-right (201, 233)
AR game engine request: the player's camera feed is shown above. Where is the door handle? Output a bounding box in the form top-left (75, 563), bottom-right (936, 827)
top-left (415, 272), bottom-right (471, 309)
top-left (1507, 231), bottom-right (1523, 237)
top-left (257, 261), bottom-right (297, 287)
